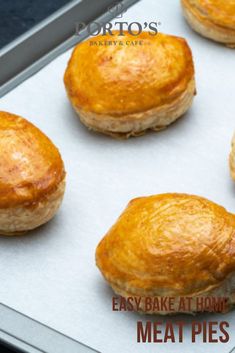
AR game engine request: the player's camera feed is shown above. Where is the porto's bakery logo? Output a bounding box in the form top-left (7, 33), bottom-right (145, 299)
top-left (108, 1), bottom-right (127, 18)
top-left (75, 1), bottom-right (160, 37)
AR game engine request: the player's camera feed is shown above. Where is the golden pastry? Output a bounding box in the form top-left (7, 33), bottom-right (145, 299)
top-left (96, 193), bottom-right (235, 314)
top-left (0, 111), bottom-right (66, 236)
top-left (181, 0), bottom-right (235, 47)
top-left (64, 31), bottom-right (196, 138)
top-left (229, 133), bottom-right (235, 180)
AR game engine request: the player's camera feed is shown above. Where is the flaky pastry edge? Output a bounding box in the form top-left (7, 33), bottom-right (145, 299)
top-left (181, 0), bottom-right (235, 47)
top-left (67, 78), bottom-right (196, 139)
top-left (0, 178), bottom-right (66, 236)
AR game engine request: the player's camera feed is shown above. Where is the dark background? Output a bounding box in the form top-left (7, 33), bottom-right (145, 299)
top-left (0, 344), bottom-right (21, 353)
top-left (0, 0), bottom-right (71, 48)
top-left (0, 343), bottom-right (24, 353)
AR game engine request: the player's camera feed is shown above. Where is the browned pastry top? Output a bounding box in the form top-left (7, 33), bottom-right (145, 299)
top-left (64, 31), bottom-right (194, 117)
top-left (0, 111), bottom-right (65, 208)
top-left (96, 193), bottom-right (235, 296)
top-left (183, 0), bottom-right (235, 30)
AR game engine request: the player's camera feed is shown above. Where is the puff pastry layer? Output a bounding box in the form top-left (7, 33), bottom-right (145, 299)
top-left (96, 193), bottom-right (235, 314)
top-left (181, 0), bottom-right (235, 47)
top-left (229, 133), bottom-right (235, 180)
top-left (64, 31), bottom-right (196, 138)
top-left (0, 112), bottom-right (66, 235)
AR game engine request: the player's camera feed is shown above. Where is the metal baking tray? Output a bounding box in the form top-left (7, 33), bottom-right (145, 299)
top-left (0, 0), bottom-right (139, 96)
top-left (0, 0), bottom-right (235, 352)
top-left (0, 1), bottom-right (139, 352)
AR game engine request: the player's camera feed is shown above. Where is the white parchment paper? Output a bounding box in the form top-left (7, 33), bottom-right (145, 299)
top-left (1, 0), bottom-right (235, 352)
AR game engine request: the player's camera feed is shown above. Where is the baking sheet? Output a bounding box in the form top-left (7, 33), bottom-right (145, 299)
top-left (1, 0), bottom-right (235, 352)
